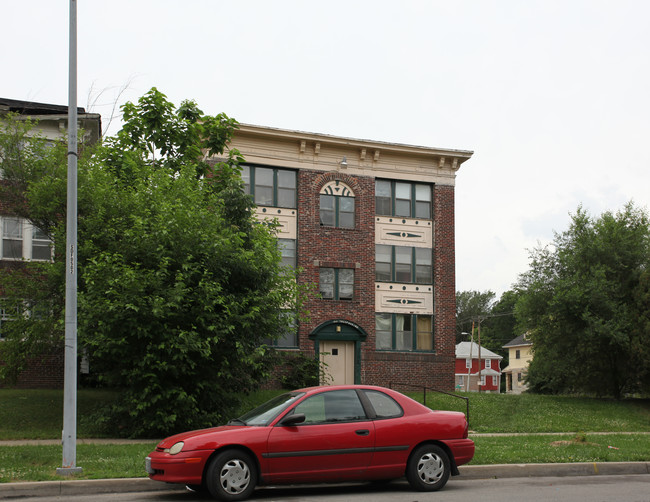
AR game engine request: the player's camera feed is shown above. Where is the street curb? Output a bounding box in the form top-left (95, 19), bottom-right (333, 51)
top-left (1, 463), bottom-right (649, 498)
top-left (0, 478), bottom-right (179, 498)
top-left (458, 461), bottom-right (650, 479)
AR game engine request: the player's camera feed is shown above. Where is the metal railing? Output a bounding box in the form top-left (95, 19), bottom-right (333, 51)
top-left (388, 382), bottom-right (470, 426)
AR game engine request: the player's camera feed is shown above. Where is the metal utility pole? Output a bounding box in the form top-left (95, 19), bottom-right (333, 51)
top-left (477, 318), bottom-right (482, 393)
top-left (465, 322), bottom-right (474, 392)
top-left (57, 0), bottom-right (81, 476)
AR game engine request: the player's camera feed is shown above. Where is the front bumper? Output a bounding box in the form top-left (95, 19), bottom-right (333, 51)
top-left (146, 450), bottom-right (212, 485)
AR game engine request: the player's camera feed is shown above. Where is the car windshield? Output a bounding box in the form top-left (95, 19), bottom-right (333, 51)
top-left (232, 392), bottom-right (305, 426)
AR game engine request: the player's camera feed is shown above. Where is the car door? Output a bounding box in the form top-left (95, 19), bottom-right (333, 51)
top-left (265, 389), bottom-right (375, 483)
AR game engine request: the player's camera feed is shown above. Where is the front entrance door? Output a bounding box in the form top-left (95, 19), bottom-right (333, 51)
top-left (320, 340), bottom-right (354, 385)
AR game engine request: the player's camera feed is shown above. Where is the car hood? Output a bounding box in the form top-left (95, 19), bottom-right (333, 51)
top-left (157, 425), bottom-right (247, 449)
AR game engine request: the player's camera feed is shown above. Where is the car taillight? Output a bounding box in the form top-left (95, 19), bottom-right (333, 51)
top-left (463, 420), bottom-right (469, 439)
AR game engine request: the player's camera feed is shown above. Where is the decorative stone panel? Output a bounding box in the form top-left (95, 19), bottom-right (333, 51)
top-left (375, 216), bottom-right (433, 248)
top-left (255, 207), bottom-right (297, 239)
top-left (375, 283), bottom-right (433, 314)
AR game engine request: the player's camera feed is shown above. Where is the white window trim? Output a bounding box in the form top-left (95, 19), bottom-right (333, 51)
top-left (1, 216), bottom-right (52, 262)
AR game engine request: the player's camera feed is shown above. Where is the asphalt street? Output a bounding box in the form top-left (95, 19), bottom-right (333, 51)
top-left (1, 461), bottom-right (648, 499)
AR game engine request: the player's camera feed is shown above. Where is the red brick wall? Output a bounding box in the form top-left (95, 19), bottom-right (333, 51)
top-left (295, 171), bottom-right (457, 392)
top-left (0, 348), bottom-right (64, 389)
top-left (296, 171), bottom-right (376, 352)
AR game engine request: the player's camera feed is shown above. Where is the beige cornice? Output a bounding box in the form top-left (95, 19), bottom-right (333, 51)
top-left (225, 123), bottom-right (473, 186)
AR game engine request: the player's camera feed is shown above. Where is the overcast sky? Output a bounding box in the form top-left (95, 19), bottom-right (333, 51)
top-left (4, 0), bottom-right (649, 298)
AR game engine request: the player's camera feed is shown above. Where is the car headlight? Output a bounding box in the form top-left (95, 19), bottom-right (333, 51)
top-left (164, 442), bottom-right (184, 455)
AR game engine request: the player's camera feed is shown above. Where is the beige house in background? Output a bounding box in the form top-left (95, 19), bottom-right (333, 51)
top-left (502, 333), bottom-right (533, 394)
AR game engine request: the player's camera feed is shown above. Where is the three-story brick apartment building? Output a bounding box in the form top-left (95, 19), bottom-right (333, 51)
top-left (225, 124), bottom-right (473, 391)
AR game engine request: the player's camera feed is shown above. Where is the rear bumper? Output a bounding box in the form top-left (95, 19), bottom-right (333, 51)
top-left (442, 438), bottom-right (475, 467)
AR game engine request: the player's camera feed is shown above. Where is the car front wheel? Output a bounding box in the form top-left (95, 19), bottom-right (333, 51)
top-left (406, 444), bottom-right (450, 492)
top-left (205, 449), bottom-right (257, 501)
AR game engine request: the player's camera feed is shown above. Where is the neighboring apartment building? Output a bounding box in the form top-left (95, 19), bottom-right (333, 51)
top-left (225, 124), bottom-right (473, 391)
top-left (454, 341), bottom-right (502, 393)
top-left (0, 98), bottom-right (101, 387)
top-left (502, 333), bottom-right (533, 394)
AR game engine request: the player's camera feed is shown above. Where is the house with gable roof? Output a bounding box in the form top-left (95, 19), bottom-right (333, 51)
top-left (454, 341), bottom-right (503, 393)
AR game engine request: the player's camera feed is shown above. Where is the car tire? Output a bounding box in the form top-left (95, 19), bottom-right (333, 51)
top-left (205, 449), bottom-right (257, 502)
top-left (406, 444), bottom-right (450, 492)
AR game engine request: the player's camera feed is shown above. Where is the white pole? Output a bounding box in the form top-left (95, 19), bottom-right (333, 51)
top-left (57, 0), bottom-right (81, 475)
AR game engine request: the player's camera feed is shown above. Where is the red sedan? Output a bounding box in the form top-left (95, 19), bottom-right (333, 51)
top-left (146, 385), bottom-right (474, 501)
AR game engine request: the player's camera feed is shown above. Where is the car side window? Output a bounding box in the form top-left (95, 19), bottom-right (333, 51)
top-left (363, 390), bottom-right (403, 418)
top-left (294, 390), bottom-right (367, 424)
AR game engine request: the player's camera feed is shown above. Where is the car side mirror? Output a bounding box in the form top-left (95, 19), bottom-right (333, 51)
top-left (279, 413), bottom-right (306, 426)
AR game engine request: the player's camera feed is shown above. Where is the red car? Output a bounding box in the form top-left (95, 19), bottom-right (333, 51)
top-left (146, 385), bottom-right (474, 501)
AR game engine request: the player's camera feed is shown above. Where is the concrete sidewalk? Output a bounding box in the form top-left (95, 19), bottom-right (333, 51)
top-left (1, 462), bottom-right (649, 498)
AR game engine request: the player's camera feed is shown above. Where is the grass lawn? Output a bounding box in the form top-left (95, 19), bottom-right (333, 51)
top-left (1, 388), bottom-right (649, 482)
top-left (407, 390), bottom-right (650, 433)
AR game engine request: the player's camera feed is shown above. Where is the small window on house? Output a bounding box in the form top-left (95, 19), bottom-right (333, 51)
top-left (319, 268), bottom-right (354, 300)
top-left (375, 179), bottom-right (432, 219)
top-left (2, 217), bottom-right (23, 259)
top-left (32, 226), bottom-right (51, 261)
top-left (375, 313), bottom-right (434, 352)
top-left (262, 311), bottom-right (298, 348)
top-left (516, 349), bottom-right (521, 359)
top-left (465, 358), bottom-right (471, 369)
top-left (319, 181), bottom-right (355, 228)
top-left (278, 239), bottom-right (296, 269)
top-left (242, 165), bottom-right (296, 208)
top-left (1, 217), bottom-right (52, 261)
top-left (486, 359), bottom-right (492, 369)
top-left (375, 245), bottom-right (432, 284)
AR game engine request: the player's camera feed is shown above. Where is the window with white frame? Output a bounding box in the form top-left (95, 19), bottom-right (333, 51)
top-left (1, 217), bottom-right (52, 261)
top-left (465, 358), bottom-right (471, 368)
top-left (480, 375), bottom-right (486, 386)
top-left (486, 359), bottom-right (491, 369)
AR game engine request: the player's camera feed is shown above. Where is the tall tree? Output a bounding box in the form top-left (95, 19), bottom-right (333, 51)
top-left (516, 203), bottom-right (650, 398)
top-left (0, 89), bottom-right (301, 436)
top-left (455, 290), bottom-right (495, 343)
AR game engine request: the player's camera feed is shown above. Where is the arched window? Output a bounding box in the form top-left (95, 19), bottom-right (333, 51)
top-left (319, 181), bottom-right (355, 228)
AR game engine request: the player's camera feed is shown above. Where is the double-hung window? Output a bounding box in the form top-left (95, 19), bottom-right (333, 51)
top-left (278, 239), bottom-right (296, 269)
top-left (242, 165), bottom-right (296, 208)
top-left (262, 311), bottom-right (298, 348)
top-left (375, 313), bottom-right (433, 351)
top-left (376, 180), bottom-right (432, 219)
top-left (375, 245), bottom-right (432, 284)
top-left (320, 268), bottom-right (354, 300)
top-left (1, 217), bottom-right (52, 261)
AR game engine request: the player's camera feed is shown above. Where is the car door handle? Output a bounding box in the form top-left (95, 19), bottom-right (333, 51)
top-left (355, 429), bottom-right (370, 436)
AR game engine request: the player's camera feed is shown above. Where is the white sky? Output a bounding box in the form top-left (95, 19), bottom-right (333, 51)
top-left (3, 0), bottom-right (649, 297)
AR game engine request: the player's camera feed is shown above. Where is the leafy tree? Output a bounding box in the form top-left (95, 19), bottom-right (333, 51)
top-left (455, 290), bottom-right (495, 342)
top-left (516, 203), bottom-right (650, 399)
top-left (0, 89), bottom-right (300, 436)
